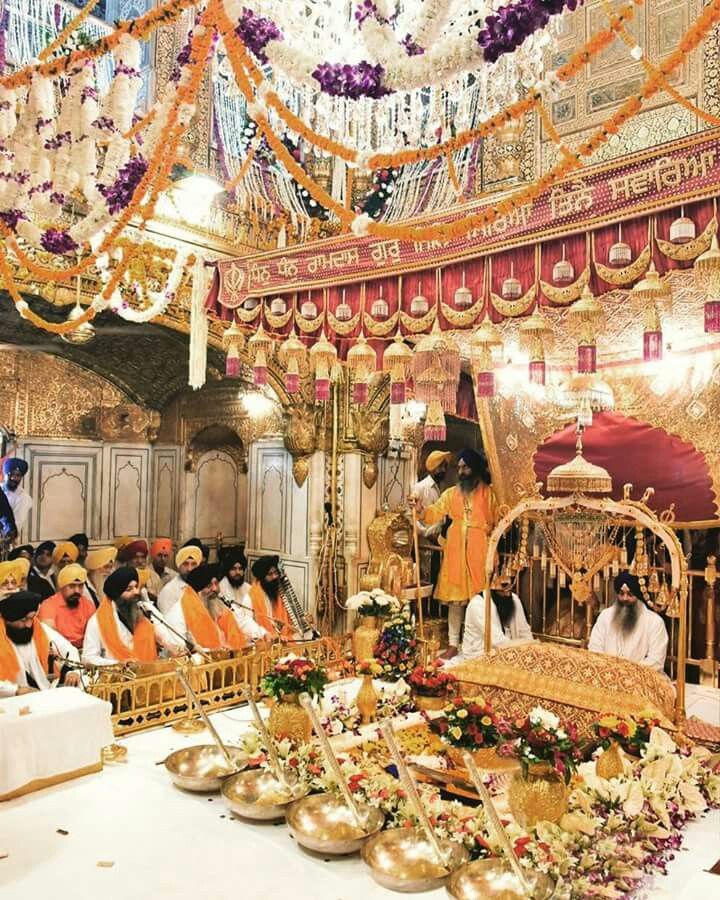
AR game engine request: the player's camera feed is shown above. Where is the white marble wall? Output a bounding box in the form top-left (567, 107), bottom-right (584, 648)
top-left (17, 439), bottom-right (182, 545)
top-left (182, 449), bottom-right (247, 545)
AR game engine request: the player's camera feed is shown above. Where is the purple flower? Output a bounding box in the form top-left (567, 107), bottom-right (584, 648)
top-left (92, 116), bottom-right (116, 133)
top-left (477, 0), bottom-right (583, 63)
top-left (98, 155), bottom-right (148, 214)
top-left (28, 180), bottom-right (52, 197)
top-left (169, 31), bottom-right (194, 83)
top-left (401, 33), bottom-right (425, 56)
top-left (40, 228), bottom-right (78, 255)
top-left (44, 131), bottom-right (71, 150)
top-left (50, 191), bottom-right (66, 206)
top-left (81, 86), bottom-right (98, 104)
top-left (115, 63), bottom-right (140, 78)
top-left (35, 117), bottom-right (53, 133)
top-left (235, 7), bottom-right (283, 64)
top-left (0, 208), bottom-right (26, 230)
top-left (312, 61), bottom-right (391, 100)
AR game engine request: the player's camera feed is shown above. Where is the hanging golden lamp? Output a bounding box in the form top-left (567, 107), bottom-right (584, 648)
top-left (568, 285), bottom-right (604, 374)
top-left (608, 223), bottom-right (632, 266)
top-left (412, 320), bottom-right (461, 414)
top-left (300, 291), bottom-right (318, 319)
top-left (470, 314), bottom-right (503, 398)
top-left (308, 331), bottom-right (337, 402)
top-left (410, 278), bottom-right (429, 316)
top-left (248, 321), bottom-right (272, 386)
top-left (552, 243), bottom-right (575, 285)
top-left (694, 233), bottom-right (720, 333)
top-left (518, 307), bottom-right (554, 385)
top-left (61, 274), bottom-right (95, 345)
top-left (632, 261), bottom-right (671, 362)
top-left (270, 295), bottom-right (287, 315)
top-left (243, 295), bottom-right (260, 311)
top-left (669, 205), bottom-right (696, 244)
top-left (501, 260), bottom-right (522, 299)
top-left (546, 429), bottom-right (613, 495)
top-left (223, 316), bottom-right (244, 377)
top-left (454, 269), bottom-right (473, 308)
top-left (370, 283), bottom-right (389, 321)
top-left (347, 333), bottom-right (377, 405)
top-left (278, 329), bottom-right (305, 394)
top-left (335, 288), bottom-right (352, 322)
top-left (382, 331), bottom-right (413, 404)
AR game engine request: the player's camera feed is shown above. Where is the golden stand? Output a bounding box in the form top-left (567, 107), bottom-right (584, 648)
top-left (410, 501), bottom-right (425, 639)
top-left (172, 666), bottom-right (206, 733)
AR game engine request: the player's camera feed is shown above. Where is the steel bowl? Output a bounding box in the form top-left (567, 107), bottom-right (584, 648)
top-left (362, 827), bottom-right (469, 893)
top-left (222, 768), bottom-right (308, 821)
top-left (286, 794), bottom-right (385, 855)
top-left (164, 744), bottom-right (247, 792)
top-left (447, 858), bottom-right (554, 899)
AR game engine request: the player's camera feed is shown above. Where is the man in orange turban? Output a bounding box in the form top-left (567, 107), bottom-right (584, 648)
top-left (38, 564), bottom-right (96, 649)
top-left (82, 567), bottom-right (185, 665)
top-left (146, 538), bottom-right (176, 601)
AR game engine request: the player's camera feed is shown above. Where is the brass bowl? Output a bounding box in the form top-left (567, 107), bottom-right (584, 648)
top-left (222, 769), bottom-right (308, 821)
top-left (164, 745), bottom-right (247, 792)
top-left (362, 828), bottom-right (469, 893)
top-left (286, 794), bottom-right (385, 855)
top-left (448, 859), bottom-right (554, 899)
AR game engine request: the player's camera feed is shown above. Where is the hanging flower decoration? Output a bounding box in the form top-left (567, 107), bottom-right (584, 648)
top-left (477, 0), bottom-right (585, 64)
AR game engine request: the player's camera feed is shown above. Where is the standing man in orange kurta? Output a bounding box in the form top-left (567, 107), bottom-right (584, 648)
top-left (413, 448), bottom-right (496, 658)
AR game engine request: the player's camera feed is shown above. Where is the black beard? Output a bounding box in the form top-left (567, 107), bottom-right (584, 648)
top-left (5, 482), bottom-right (18, 492)
top-left (6, 623), bottom-right (33, 644)
top-left (116, 600), bottom-right (141, 632)
top-left (458, 473), bottom-right (480, 495)
top-left (262, 578), bottom-right (280, 600)
top-left (65, 594), bottom-right (81, 608)
top-left (153, 563), bottom-right (165, 575)
top-left (227, 574), bottom-right (245, 588)
top-left (613, 600), bottom-right (640, 635)
top-left (492, 592), bottom-right (515, 630)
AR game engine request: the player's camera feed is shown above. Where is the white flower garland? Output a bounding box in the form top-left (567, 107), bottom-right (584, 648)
top-left (107, 247), bottom-right (192, 323)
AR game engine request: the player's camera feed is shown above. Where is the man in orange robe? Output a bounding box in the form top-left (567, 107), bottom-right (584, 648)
top-left (248, 556), bottom-right (297, 641)
top-left (39, 564), bottom-right (95, 649)
top-left (165, 564), bottom-right (247, 651)
top-left (415, 448), bottom-right (496, 657)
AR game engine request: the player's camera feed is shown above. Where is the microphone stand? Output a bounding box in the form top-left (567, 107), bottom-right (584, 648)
top-left (139, 601), bottom-right (210, 661)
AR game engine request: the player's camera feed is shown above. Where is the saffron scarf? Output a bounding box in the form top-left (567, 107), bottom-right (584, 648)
top-left (249, 582), bottom-right (294, 639)
top-left (96, 597), bottom-right (158, 663)
top-left (180, 588), bottom-right (223, 649)
top-left (0, 616), bottom-right (50, 681)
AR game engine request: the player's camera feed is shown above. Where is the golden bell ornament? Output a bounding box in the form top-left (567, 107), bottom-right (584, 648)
top-left (410, 278), bottom-right (429, 316)
top-left (269, 295), bottom-right (287, 315)
top-left (669, 206), bottom-right (696, 244)
top-left (267, 693), bottom-right (313, 744)
top-left (454, 270), bottom-right (473, 308)
top-left (362, 456), bottom-right (378, 489)
top-left (501, 262), bottom-right (521, 299)
top-left (552, 243), bottom-right (575, 285)
top-left (507, 762), bottom-right (568, 827)
top-left (609, 223), bottom-right (632, 265)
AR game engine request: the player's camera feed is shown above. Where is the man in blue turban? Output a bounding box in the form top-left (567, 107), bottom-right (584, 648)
top-left (2, 458), bottom-right (32, 538)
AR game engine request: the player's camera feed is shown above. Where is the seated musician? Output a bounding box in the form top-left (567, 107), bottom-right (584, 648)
top-left (0, 590), bottom-right (82, 697)
top-left (82, 567), bottom-right (186, 665)
top-left (157, 545), bottom-right (203, 615)
top-left (249, 556), bottom-right (302, 641)
top-left (588, 572), bottom-right (668, 673)
top-left (449, 573), bottom-right (534, 664)
top-left (165, 564), bottom-right (248, 651)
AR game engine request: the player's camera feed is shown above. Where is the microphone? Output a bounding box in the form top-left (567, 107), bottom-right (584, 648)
top-left (137, 598), bottom-right (200, 657)
top-left (217, 591), bottom-right (284, 638)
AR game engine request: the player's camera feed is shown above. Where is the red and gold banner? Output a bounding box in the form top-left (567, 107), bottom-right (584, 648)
top-left (215, 131), bottom-right (720, 307)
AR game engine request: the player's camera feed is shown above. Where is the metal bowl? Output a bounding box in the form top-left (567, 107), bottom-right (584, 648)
top-left (164, 745), bottom-right (247, 792)
top-left (448, 859), bottom-right (554, 899)
top-left (222, 769), bottom-right (308, 821)
top-left (286, 794), bottom-right (385, 855)
top-left (362, 828), bottom-right (469, 893)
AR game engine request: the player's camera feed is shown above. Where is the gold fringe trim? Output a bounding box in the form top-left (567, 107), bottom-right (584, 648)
top-left (236, 303), bottom-right (261, 324)
top-left (327, 307), bottom-right (361, 335)
top-left (363, 308), bottom-right (400, 336)
top-left (400, 306), bottom-right (437, 333)
top-left (295, 308), bottom-right (325, 333)
top-left (440, 296), bottom-right (485, 327)
top-left (490, 284), bottom-right (536, 317)
top-left (264, 305), bottom-right (294, 330)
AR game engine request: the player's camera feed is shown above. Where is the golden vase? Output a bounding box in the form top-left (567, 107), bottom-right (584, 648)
top-left (508, 763), bottom-right (568, 828)
top-left (596, 741), bottom-right (625, 780)
top-left (353, 615), bottom-right (380, 663)
top-left (267, 693), bottom-right (312, 744)
top-left (411, 692), bottom-right (448, 712)
top-left (356, 674), bottom-right (379, 725)
top-left (445, 745), bottom-right (517, 773)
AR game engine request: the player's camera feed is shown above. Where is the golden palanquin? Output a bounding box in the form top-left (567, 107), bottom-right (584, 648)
top-left (453, 642), bottom-right (676, 740)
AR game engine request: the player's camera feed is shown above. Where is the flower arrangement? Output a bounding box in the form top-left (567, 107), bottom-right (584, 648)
top-left (356, 659), bottom-right (383, 677)
top-left (437, 696), bottom-right (504, 750)
top-left (407, 659), bottom-right (457, 698)
top-left (593, 709), bottom-right (664, 755)
top-left (260, 654), bottom-right (328, 700)
top-left (320, 683), bottom-right (414, 736)
top-left (346, 587), bottom-right (401, 617)
top-left (373, 608), bottom-right (417, 680)
top-left (505, 706), bottom-right (582, 783)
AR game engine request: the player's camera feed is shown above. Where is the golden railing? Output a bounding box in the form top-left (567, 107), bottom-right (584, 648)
top-left (89, 636), bottom-right (353, 737)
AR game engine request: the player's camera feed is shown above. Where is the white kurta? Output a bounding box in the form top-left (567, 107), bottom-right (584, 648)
top-left (588, 602), bottom-right (668, 672)
top-left (157, 575), bottom-right (187, 615)
top-left (413, 475), bottom-right (444, 539)
top-left (454, 591), bottom-right (534, 663)
top-left (81, 602), bottom-right (185, 665)
top-left (218, 576), bottom-right (268, 641)
top-left (164, 596), bottom-right (224, 650)
top-left (0, 623), bottom-right (78, 698)
top-left (146, 566), bottom-right (177, 598)
top-left (3, 484), bottom-right (33, 536)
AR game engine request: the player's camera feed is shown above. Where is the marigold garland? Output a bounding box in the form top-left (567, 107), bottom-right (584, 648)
top-left (38, 0), bottom-right (103, 62)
